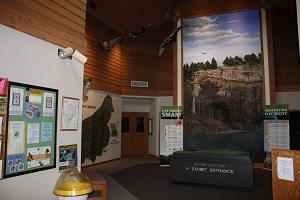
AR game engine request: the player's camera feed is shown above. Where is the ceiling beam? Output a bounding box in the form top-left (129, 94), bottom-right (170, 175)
top-left (113, 0), bottom-right (147, 25)
top-left (156, 0), bottom-right (176, 18)
top-left (86, 7), bottom-right (128, 36)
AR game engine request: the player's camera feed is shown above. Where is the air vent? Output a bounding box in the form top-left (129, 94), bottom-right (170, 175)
top-left (131, 80), bottom-right (148, 87)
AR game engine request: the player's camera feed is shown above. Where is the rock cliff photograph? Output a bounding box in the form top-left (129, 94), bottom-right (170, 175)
top-left (182, 9), bottom-right (264, 162)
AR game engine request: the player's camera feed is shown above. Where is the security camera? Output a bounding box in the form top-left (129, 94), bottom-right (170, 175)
top-left (58, 47), bottom-right (87, 64)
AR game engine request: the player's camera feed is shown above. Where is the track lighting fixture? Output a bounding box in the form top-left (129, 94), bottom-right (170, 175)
top-left (58, 47), bottom-right (88, 64)
top-left (126, 25), bottom-right (152, 41)
top-left (141, 27), bottom-right (147, 33)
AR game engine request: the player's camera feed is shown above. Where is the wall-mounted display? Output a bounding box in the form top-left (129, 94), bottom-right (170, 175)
top-left (61, 97), bottom-right (79, 131)
top-left (4, 82), bottom-right (58, 178)
top-left (59, 144), bottom-right (77, 172)
top-left (159, 106), bottom-right (183, 166)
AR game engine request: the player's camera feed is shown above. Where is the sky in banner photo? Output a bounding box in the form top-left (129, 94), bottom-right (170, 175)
top-left (183, 9), bottom-right (261, 66)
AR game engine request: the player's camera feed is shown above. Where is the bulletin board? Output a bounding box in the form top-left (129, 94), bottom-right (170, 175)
top-left (4, 82), bottom-right (58, 178)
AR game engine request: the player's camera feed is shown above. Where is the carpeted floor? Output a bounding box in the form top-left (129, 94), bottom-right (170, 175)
top-left (110, 163), bottom-right (273, 200)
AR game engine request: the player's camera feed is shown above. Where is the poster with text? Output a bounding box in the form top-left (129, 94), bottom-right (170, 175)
top-left (160, 106), bottom-right (183, 166)
top-left (264, 104), bottom-right (289, 152)
top-left (59, 144), bottom-right (77, 172)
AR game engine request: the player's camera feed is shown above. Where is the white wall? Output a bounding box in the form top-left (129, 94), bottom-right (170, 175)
top-left (0, 25), bottom-right (84, 200)
top-left (122, 97), bottom-right (152, 112)
top-left (81, 89), bottom-right (122, 166)
top-left (122, 96), bottom-right (173, 156)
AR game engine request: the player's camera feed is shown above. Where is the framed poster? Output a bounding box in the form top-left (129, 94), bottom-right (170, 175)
top-left (4, 82), bottom-right (58, 178)
top-left (59, 144), bottom-right (77, 172)
top-left (61, 96), bottom-right (79, 131)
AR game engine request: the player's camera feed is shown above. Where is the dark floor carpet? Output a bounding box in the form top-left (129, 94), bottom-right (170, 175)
top-left (110, 163), bottom-right (273, 200)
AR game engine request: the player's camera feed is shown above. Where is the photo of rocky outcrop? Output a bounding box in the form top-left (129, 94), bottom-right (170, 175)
top-left (182, 10), bottom-right (265, 162)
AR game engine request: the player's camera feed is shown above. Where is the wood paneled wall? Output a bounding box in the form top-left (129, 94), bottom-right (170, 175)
top-left (84, 15), bottom-right (174, 96)
top-left (121, 25), bottom-right (174, 96)
top-left (85, 14), bottom-right (122, 94)
top-left (0, 0), bottom-right (87, 55)
top-left (178, 0), bottom-right (261, 18)
top-left (270, 0), bottom-right (300, 92)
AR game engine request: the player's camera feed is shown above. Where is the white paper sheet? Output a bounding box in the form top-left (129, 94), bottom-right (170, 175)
top-left (0, 116), bottom-right (2, 133)
top-left (0, 160), bottom-right (2, 179)
top-left (277, 157), bottom-right (294, 181)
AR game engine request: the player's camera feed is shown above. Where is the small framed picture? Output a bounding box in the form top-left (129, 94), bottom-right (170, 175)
top-left (149, 118), bottom-right (153, 134)
top-left (61, 96), bottom-right (79, 131)
top-left (12, 92), bottom-right (20, 105)
top-left (46, 97), bottom-right (52, 108)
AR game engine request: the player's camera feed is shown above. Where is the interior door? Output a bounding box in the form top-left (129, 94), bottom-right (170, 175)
top-left (121, 112), bottom-right (149, 156)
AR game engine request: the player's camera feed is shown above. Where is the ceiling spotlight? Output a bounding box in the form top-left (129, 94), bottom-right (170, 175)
top-left (58, 47), bottom-right (74, 59)
top-left (58, 47), bottom-right (87, 64)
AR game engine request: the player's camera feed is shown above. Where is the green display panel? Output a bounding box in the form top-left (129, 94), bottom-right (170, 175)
top-left (4, 82), bottom-right (58, 178)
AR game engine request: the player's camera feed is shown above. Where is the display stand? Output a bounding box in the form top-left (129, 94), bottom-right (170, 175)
top-left (170, 151), bottom-right (253, 188)
top-left (271, 148), bottom-right (300, 200)
top-left (0, 78), bottom-right (8, 179)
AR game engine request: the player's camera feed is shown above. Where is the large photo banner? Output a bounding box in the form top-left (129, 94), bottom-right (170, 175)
top-left (160, 106), bottom-right (183, 166)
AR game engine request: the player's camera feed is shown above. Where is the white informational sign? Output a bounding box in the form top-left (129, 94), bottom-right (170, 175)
top-left (265, 122), bottom-right (289, 151)
top-left (0, 160), bottom-right (2, 179)
top-left (26, 123), bottom-right (40, 144)
top-left (264, 104), bottom-right (290, 152)
top-left (160, 106), bottom-right (183, 165)
top-left (0, 116), bottom-right (2, 133)
top-left (9, 87), bottom-right (24, 115)
top-left (163, 125), bottom-right (183, 152)
top-left (43, 92), bottom-right (55, 117)
top-left (277, 157), bottom-right (294, 181)
top-left (8, 121), bottom-right (25, 155)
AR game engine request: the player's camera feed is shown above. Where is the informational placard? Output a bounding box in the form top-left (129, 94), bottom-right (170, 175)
top-left (277, 157), bottom-right (294, 181)
top-left (160, 106), bottom-right (183, 166)
top-left (0, 97), bottom-right (7, 115)
top-left (264, 104), bottom-right (289, 152)
top-left (0, 116), bottom-right (2, 134)
top-left (4, 82), bottom-right (58, 178)
top-left (59, 144), bottom-right (77, 172)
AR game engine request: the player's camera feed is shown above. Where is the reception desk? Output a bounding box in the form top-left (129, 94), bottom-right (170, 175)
top-left (170, 150), bottom-right (253, 188)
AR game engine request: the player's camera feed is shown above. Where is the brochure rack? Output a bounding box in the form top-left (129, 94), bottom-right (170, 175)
top-left (0, 77), bottom-right (8, 179)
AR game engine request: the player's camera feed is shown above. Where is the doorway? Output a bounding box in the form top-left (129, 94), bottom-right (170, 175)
top-left (121, 112), bottom-right (149, 156)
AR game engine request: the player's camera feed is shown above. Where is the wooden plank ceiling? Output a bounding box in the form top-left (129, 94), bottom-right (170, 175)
top-left (86, 0), bottom-right (177, 39)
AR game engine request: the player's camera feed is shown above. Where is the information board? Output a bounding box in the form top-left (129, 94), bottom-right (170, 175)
top-left (264, 104), bottom-right (289, 152)
top-left (4, 82), bottom-right (58, 178)
top-left (159, 106), bottom-right (183, 165)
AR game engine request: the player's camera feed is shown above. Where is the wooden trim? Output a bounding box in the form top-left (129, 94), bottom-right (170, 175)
top-left (264, 6), bottom-right (276, 104)
top-left (81, 158), bottom-right (121, 169)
